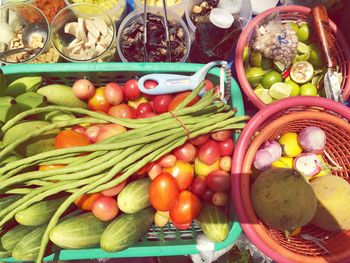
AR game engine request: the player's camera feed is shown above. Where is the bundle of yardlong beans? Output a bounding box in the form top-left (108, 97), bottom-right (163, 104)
top-left (0, 82), bottom-right (248, 262)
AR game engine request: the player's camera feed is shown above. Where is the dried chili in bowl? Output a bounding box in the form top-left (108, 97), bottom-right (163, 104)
top-left (34, 0), bottom-right (66, 23)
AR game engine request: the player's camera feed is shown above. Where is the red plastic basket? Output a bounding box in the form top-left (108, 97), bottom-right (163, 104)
top-left (231, 96), bottom-right (350, 263)
top-left (235, 5), bottom-right (350, 109)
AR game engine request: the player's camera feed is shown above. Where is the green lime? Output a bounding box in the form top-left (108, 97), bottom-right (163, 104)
top-left (297, 23), bottom-right (312, 43)
top-left (254, 88), bottom-right (273, 104)
top-left (309, 43), bottom-right (324, 68)
top-left (261, 57), bottom-right (273, 71)
top-left (297, 42), bottom-right (310, 54)
top-left (300, 82), bottom-right (318, 96)
top-left (273, 61), bottom-right (286, 73)
top-left (249, 51), bottom-right (263, 67)
top-left (290, 61), bottom-right (314, 84)
top-left (261, 70), bottom-right (282, 89)
top-left (243, 46), bottom-right (249, 62)
top-left (245, 67), bottom-right (266, 87)
top-left (269, 82), bottom-right (292, 100)
top-left (285, 80), bottom-right (300, 96)
top-left (296, 53), bottom-right (310, 61)
top-left (288, 22), bottom-right (299, 33)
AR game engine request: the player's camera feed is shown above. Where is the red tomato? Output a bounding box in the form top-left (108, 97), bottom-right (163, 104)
top-left (144, 80), bottom-right (158, 89)
top-left (157, 154), bottom-right (177, 168)
top-left (95, 124), bottom-right (127, 143)
top-left (163, 161), bottom-right (194, 191)
top-left (198, 139), bottom-right (220, 165)
top-left (190, 176), bottom-right (207, 197)
top-left (136, 102), bottom-right (153, 117)
top-left (206, 170), bottom-right (230, 192)
top-left (190, 134), bottom-right (210, 146)
top-left (173, 143), bottom-right (196, 163)
top-left (55, 130), bottom-right (91, 149)
top-left (211, 130), bottom-right (232, 141)
top-left (201, 189), bottom-right (214, 202)
top-left (212, 192), bottom-right (228, 207)
top-left (85, 125), bottom-right (101, 142)
top-left (172, 221), bottom-right (191, 230)
top-left (104, 82), bottom-right (124, 105)
top-left (74, 193), bottom-right (102, 211)
top-left (72, 79), bottom-right (95, 100)
top-left (204, 79), bottom-right (214, 91)
top-left (39, 164), bottom-right (66, 171)
top-left (108, 104), bottom-right (137, 119)
top-left (168, 92), bottom-right (200, 111)
top-left (88, 87), bottom-right (111, 113)
top-left (71, 125), bottom-right (86, 135)
top-left (149, 172), bottom-right (180, 211)
top-left (148, 164), bottom-right (162, 180)
top-left (153, 95), bottom-right (174, 113)
top-left (170, 191), bottom-right (202, 224)
top-left (218, 138), bottom-right (234, 156)
top-left (92, 196), bottom-right (119, 221)
top-left (124, 79), bottom-right (141, 100)
top-left (101, 180), bottom-right (127, 197)
top-left (134, 162), bottom-right (155, 177)
top-left (138, 112), bottom-right (157, 118)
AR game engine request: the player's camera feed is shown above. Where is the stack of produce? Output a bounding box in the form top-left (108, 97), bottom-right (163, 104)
top-left (0, 71), bottom-right (248, 262)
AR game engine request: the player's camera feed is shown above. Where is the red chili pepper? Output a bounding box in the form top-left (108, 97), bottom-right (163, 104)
top-left (282, 68), bottom-right (291, 79)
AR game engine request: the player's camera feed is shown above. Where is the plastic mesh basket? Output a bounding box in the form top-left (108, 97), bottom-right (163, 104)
top-left (232, 96), bottom-right (350, 263)
top-left (235, 5), bottom-right (350, 109)
top-left (0, 62), bottom-right (243, 261)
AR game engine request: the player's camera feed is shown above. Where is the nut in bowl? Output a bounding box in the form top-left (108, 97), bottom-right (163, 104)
top-left (51, 3), bottom-right (116, 62)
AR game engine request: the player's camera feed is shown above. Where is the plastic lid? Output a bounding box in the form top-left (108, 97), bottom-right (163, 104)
top-left (209, 8), bottom-right (234, 29)
top-left (217, 0), bottom-right (243, 14)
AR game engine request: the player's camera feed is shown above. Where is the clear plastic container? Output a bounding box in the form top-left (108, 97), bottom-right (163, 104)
top-left (116, 7), bottom-right (191, 63)
top-left (51, 3), bottom-right (117, 62)
top-left (133, 0), bottom-right (185, 18)
top-left (64, 0), bottom-right (127, 24)
top-left (185, 0), bottom-right (252, 36)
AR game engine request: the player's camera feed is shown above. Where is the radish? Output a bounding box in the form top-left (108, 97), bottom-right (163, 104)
top-left (293, 153), bottom-right (322, 177)
top-left (298, 126), bottom-right (326, 153)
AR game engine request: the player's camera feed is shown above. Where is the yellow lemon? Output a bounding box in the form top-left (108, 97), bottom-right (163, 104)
top-left (272, 157), bottom-right (294, 169)
top-left (278, 132), bottom-right (303, 157)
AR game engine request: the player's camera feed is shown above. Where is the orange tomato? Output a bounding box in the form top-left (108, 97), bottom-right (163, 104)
top-left (39, 164), bottom-right (66, 171)
top-left (88, 87), bottom-right (111, 113)
top-left (163, 160), bottom-right (194, 191)
top-left (170, 191), bottom-right (202, 224)
top-left (55, 130), bottom-right (91, 149)
top-left (74, 193), bottom-right (102, 211)
top-left (168, 91), bottom-right (201, 112)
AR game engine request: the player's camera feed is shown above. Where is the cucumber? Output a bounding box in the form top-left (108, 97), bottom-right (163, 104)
top-left (1, 224), bottom-right (36, 251)
top-left (0, 195), bottom-right (21, 211)
top-left (100, 207), bottom-right (154, 252)
top-left (49, 212), bottom-right (109, 249)
top-left (0, 242), bottom-right (11, 258)
top-left (117, 178), bottom-right (151, 213)
top-left (15, 197), bottom-right (66, 226)
top-left (12, 225), bottom-right (46, 261)
top-left (195, 204), bottom-right (230, 242)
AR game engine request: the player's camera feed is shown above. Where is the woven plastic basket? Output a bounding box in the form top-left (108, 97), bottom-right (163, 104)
top-left (0, 62), bottom-right (243, 262)
top-left (232, 96), bottom-right (350, 263)
top-left (235, 5), bottom-right (350, 109)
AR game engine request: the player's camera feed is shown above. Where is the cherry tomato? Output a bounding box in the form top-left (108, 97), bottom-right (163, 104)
top-left (194, 158), bottom-right (220, 177)
top-left (71, 125), bottom-right (86, 135)
top-left (218, 138), bottom-right (234, 156)
top-left (124, 79), bottom-right (141, 100)
top-left (136, 102), bottom-right (153, 117)
top-left (92, 196), bottom-right (119, 221)
top-left (148, 164), bottom-right (162, 180)
top-left (85, 125), bottom-right (101, 142)
top-left (39, 164), bottom-right (66, 171)
top-left (201, 189), bottom-right (214, 202)
top-left (198, 139), bottom-right (220, 165)
top-left (212, 192), bottom-right (229, 207)
top-left (134, 162), bottom-right (155, 177)
top-left (157, 154), bottom-right (177, 168)
top-left (108, 104), bottom-right (137, 119)
top-left (88, 87), bottom-right (111, 113)
top-left (190, 176), bottom-right (207, 197)
top-left (153, 95), bottom-right (174, 113)
top-left (144, 80), bottom-right (158, 89)
top-left (149, 172), bottom-right (180, 211)
top-left (72, 79), bottom-right (95, 100)
top-left (172, 221), bottom-right (191, 230)
top-left (74, 193), bottom-right (102, 211)
top-left (206, 170), bottom-right (230, 192)
top-left (104, 82), bottom-right (124, 105)
top-left (173, 143), bottom-right (196, 163)
top-left (55, 130), bottom-right (91, 149)
top-left (219, 156), bottom-right (232, 172)
top-left (170, 191), bottom-right (202, 224)
top-left (101, 180), bottom-right (127, 197)
top-left (168, 92), bottom-right (200, 111)
top-left (204, 79), bottom-right (214, 91)
top-left (128, 96), bottom-right (148, 109)
top-left (95, 124), bottom-right (127, 143)
top-left (211, 130), bottom-right (232, 142)
top-left (138, 112), bottom-right (157, 118)
top-left (190, 134), bottom-right (210, 146)
top-left (163, 160), bottom-right (194, 191)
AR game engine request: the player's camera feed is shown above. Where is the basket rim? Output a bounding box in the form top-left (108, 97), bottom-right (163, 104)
top-left (231, 96), bottom-right (350, 263)
top-left (234, 5), bottom-right (350, 110)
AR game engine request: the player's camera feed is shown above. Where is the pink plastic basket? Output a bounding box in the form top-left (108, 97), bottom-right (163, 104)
top-left (231, 96), bottom-right (350, 263)
top-left (235, 5), bottom-right (350, 109)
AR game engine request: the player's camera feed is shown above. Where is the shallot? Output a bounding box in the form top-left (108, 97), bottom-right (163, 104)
top-left (298, 126), bottom-right (326, 153)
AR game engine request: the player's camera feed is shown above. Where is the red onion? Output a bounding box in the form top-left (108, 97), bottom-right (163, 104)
top-left (298, 126), bottom-right (326, 153)
top-left (263, 140), bottom-right (282, 162)
top-left (293, 153), bottom-right (322, 177)
top-left (253, 149), bottom-right (274, 170)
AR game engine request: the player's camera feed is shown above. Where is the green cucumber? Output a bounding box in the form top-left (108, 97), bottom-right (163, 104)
top-left (1, 224), bottom-right (36, 251)
top-left (12, 225), bottom-right (47, 261)
top-left (195, 204), bottom-right (230, 242)
top-left (15, 197), bottom-right (66, 226)
top-left (49, 212), bottom-right (109, 249)
top-left (0, 241), bottom-right (11, 258)
top-left (117, 178), bottom-right (151, 213)
top-left (100, 207), bottom-right (154, 252)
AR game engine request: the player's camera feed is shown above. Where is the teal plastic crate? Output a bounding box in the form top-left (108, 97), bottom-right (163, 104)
top-left (0, 62), bottom-right (243, 262)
